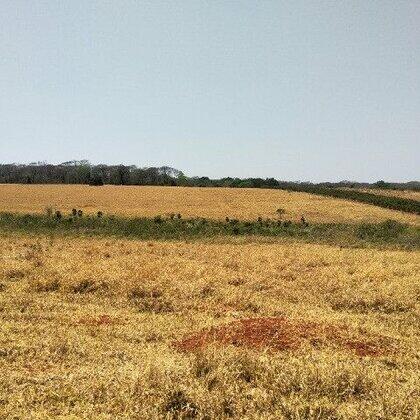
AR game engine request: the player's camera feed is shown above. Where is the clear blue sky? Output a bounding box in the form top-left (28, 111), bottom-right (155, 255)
top-left (1, 1), bottom-right (419, 182)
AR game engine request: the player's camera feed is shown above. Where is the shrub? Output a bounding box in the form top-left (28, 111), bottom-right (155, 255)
top-left (164, 390), bottom-right (199, 418)
top-left (276, 208), bottom-right (286, 218)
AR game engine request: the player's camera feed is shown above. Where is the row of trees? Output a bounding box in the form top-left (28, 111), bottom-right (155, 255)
top-left (1, 161), bottom-right (419, 190)
top-left (0, 161), bottom-right (184, 186)
top-left (0, 161), bottom-right (286, 189)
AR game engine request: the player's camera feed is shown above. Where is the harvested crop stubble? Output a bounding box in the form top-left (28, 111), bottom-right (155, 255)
top-left (0, 234), bottom-right (419, 418)
top-left (1, 184), bottom-right (419, 224)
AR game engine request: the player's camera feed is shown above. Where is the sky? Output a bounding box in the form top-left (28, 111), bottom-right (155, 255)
top-left (1, 1), bottom-right (419, 182)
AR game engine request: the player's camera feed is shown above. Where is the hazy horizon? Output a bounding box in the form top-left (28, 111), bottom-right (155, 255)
top-left (1, 1), bottom-right (419, 182)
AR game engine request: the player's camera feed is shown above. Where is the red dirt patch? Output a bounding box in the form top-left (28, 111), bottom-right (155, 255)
top-left (173, 317), bottom-right (390, 357)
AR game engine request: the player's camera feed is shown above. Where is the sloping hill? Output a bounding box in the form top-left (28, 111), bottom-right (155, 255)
top-left (0, 184), bottom-right (419, 225)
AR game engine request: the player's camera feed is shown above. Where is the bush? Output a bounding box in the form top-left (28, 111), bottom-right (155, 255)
top-left (276, 208), bottom-right (286, 218)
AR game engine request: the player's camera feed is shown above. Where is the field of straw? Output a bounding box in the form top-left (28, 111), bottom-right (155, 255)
top-left (0, 184), bottom-right (419, 225)
top-left (1, 234), bottom-right (419, 419)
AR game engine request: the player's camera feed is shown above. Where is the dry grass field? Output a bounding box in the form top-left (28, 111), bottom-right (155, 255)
top-left (0, 234), bottom-right (419, 419)
top-left (0, 184), bottom-right (419, 225)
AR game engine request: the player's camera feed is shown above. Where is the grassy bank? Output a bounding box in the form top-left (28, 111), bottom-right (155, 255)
top-left (1, 212), bottom-right (419, 250)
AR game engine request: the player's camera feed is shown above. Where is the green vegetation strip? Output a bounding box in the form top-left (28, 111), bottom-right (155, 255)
top-left (276, 184), bottom-right (420, 215)
top-left (1, 213), bottom-right (419, 250)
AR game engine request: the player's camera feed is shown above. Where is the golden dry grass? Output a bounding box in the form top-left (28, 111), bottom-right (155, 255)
top-left (1, 234), bottom-right (419, 419)
top-left (0, 184), bottom-right (419, 225)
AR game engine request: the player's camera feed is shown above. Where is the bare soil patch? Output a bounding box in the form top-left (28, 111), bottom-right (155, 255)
top-left (173, 317), bottom-right (390, 357)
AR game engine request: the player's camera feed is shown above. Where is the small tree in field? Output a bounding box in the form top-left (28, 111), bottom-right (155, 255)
top-left (276, 208), bottom-right (286, 219)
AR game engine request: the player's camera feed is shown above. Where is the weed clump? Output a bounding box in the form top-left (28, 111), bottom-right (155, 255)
top-left (164, 390), bottom-right (199, 418)
top-left (300, 215), bottom-right (308, 226)
top-left (35, 278), bottom-right (60, 292)
top-left (276, 208), bottom-right (286, 218)
top-left (5, 269), bottom-right (25, 281)
top-left (128, 287), bottom-right (173, 313)
top-left (71, 279), bottom-right (99, 294)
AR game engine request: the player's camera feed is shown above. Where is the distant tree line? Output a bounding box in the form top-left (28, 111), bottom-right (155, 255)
top-left (0, 161), bottom-right (419, 214)
top-left (0, 161), bottom-right (184, 186)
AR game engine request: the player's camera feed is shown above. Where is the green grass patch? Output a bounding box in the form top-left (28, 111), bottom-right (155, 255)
top-left (0, 212), bottom-right (419, 250)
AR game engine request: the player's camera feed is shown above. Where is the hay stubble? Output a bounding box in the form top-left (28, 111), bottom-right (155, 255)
top-left (0, 235), bottom-right (419, 418)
